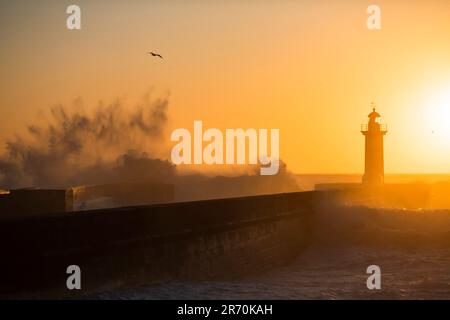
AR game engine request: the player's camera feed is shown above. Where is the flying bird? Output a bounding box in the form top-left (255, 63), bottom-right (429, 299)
top-left (148, 52), bottom-right (163, 59)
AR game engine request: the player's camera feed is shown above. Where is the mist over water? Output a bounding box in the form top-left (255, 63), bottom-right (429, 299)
top-left (0, 94), bottom-right (171, 189)
top-left (0, 94), bottom-right (300, 203)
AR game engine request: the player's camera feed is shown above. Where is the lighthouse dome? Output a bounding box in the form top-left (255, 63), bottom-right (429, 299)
top-left (368, 108), bottom-right (381, 123)
top-left (368, 108), bottom-right (380, 119)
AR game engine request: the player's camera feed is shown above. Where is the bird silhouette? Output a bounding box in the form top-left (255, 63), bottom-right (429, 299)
top-left (148, 52), bottom-right (163, 59)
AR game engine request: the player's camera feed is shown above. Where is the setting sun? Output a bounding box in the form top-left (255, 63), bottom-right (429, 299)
top-left (423, 87), bottom-right (450, 146)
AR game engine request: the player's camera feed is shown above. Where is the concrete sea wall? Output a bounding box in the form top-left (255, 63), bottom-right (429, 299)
top-left (316, 183), bottom-right (431, 209)
top-left (0, 189), bottom-right (73, 218)
top-left (0, 192), bottom-right (314, 298)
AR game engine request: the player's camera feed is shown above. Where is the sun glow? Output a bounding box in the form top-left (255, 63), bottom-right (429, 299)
top-left (423, 88), bottom-right (450, 146)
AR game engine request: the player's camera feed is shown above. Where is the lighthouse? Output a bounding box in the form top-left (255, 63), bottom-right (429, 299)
top-left (361, 104), bottom-right (387, 185)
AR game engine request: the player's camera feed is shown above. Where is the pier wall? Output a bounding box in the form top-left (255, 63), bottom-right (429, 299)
top-left (0, 183), bottom-right (429, 298)
top-left (0, 191), bottom-right (314, 298)
top-left (315, 183), bottom-right (430, 209)
top-left (0, 189), bottom-right (73, 217)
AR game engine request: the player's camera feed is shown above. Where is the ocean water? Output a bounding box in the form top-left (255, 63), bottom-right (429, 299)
top-left (96, 246), bottom-right (450, 300)
top-left (95, 205), bottom-right (450, 300)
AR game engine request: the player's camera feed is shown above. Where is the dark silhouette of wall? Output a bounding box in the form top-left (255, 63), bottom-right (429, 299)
top-left (0, 191), bottom-right (313, 298)
top-left (0, 189), bottom-right (73, 217)
top-left (315, 183), bottom-right (430, 209)
top-left (73, 182), bottom-right (174, 210)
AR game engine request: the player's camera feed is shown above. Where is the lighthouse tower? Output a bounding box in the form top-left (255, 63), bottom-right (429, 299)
top-left (361, 104), bottom-right (387, 185)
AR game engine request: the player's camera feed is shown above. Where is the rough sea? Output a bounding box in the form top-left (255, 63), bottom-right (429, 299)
top-left (95, 201), bottom-right (450, 300)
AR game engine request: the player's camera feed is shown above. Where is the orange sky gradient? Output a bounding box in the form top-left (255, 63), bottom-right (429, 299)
top-left (1, 0), bottom-right (450, 174)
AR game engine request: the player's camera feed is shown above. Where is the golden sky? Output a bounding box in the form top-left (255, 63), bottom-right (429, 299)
top-left (1, 0), bottom-right (450, 174)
